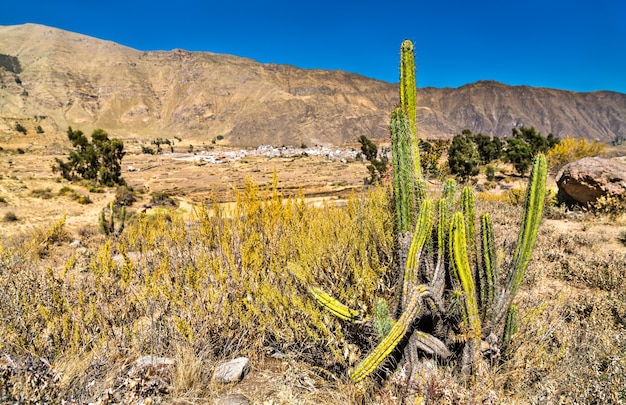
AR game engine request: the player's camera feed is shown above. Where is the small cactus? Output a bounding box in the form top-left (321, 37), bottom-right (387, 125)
top-left (99, 201), bottom-right (125, 237)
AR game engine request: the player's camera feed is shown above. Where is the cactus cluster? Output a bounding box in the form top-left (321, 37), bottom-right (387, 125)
top-left (99, 201), bottom-right (125, 237)
top-left (310, 39), bottom-right (547, 384)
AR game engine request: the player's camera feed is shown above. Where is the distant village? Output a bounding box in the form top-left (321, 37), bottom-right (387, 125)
top-left (170, 144), bottom-right (360, 164)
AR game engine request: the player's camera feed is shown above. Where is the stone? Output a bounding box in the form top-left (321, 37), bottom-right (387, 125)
top-left (214, 393), bottom-right (250, 405)
top-left (556, 156), bottom-right (626, 205)
top-left (212, 357), bottom-right (250, 384)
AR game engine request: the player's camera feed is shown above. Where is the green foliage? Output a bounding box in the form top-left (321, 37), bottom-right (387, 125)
top-left (52, 127), bottom-right (125, 187)
top-left (358, 135), bottom-right (388, 185)
top-left (485, 164), bottom-right (496, 181)
top-left (448, 133), bottom-right (480, 180)
top-left (505, 136), bottom-right (533, 175)
top-left (505, 126), bottom-right (557, 175)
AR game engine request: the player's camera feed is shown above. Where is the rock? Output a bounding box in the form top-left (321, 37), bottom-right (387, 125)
top-left (214, 393), bottom-right (250, 405)
top-left (69, 239), bottom-right (82, 247)
top-left (130, 356), bottom-right (175, 376)
top-left (556, 156), bottom-right (626, 205)
top-left (212, 357), bottom-right (250, 384)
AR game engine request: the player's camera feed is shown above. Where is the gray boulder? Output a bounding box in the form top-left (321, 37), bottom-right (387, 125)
top-left (212, 357), bottom-right (250, 384)
top-left (556, 156), bottom-right (626, 205)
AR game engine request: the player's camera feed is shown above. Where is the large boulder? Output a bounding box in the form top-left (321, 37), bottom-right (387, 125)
top-left (556, 156), bottom-right (626, 205)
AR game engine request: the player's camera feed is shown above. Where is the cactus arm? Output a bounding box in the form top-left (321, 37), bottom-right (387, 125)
top-left (480, 213), bottom-right (497, 324)
top-left (510, 154), bottom-right (547, 297)
top-left (503, 304), bottom-right (518, 348)
top-left (390, 108), bottom-right (414, 232)
top-left (400, 39), bottom-right (417, 136)
top-left (118, 206), bottom-right (126, 235)
top-left (412, 330), bottom-right (452, 358)
top-left (350, 285), bottom-right (429, 383)
top-left (309, 287), bottom-right (362, 322)
top-left (449, 212), bottom-right (481, 339)
top-left (403, 199), bottom-right (434, 307)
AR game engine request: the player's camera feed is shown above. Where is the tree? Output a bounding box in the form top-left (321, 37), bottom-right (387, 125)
top-left (505, 136), bottom-right (533, 175)
top-left (52, 127), bottom-right (125, 186)
top-left (448, 133), bottom-right (480, 180)
top-left (466, 130), bottom-right (503, 164)
top-left (505, 126), bottom-right (558, 175)
top-left (358, 135), bottom-right (388, 184)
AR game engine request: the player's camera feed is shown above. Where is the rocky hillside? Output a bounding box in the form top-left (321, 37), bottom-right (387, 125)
top-left (1, 23), bottom-right (625, 147)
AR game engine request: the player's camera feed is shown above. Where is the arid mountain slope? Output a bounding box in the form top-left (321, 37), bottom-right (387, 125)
top-left (1, 23), bottom-right (625, 147)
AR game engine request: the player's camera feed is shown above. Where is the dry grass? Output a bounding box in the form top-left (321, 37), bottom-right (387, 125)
top-left (1, 150), bottom-right (626, 403)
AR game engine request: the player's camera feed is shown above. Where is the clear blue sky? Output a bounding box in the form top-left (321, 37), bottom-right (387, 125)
top-left (3, 0), bottom-right (626, 93)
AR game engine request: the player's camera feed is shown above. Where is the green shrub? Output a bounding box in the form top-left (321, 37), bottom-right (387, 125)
top-left (150, 192), bottom-right (177, 207)
top-left (30, 188), bottom-right (53, 199)
top-left (114, 185), bottom-right (136, 206)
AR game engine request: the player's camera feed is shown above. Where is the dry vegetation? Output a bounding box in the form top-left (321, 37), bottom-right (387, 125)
top-left (0, 143), bottom-right (625, 404)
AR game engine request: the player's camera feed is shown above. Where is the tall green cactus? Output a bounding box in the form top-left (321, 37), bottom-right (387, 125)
top-left (307, 40), bottom-right (547, 387)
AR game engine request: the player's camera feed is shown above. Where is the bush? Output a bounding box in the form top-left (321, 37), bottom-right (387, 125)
top-left (30, 188), bottom-right (53, 199)
top-left (150, 192), bottom-right (177, 207)
top-left (114, 185), bottom-right (136, 206)
top-left (141, 146), bottom-right (156, 155)
top-left (52, 127), bottom-right (125, 186)
top-left (546, 136), bottom-right (605, 173)
top-left (447, 133), bottom-right (480, 180)
top-left (14, 122), bottom-right (27, 134)
top-left (3, 211), bottom-right (17, 222)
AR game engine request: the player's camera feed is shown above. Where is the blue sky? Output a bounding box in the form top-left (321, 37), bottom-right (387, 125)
top-left (3, 0), bottom-right (626, 93)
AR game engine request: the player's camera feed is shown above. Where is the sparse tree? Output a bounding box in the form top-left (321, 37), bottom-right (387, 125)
top-left (448, 133), bottom-right (480, 180)
top-left (52, 127), bottom-right (125, 186)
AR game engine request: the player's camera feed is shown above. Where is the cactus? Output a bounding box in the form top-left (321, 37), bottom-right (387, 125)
top-left (309, 287), bottom-right (362, 322)
top-left (350, 285), bottom-right (429, 383)
top-left (99, 201), bottom-right (125, 237)
top-left (310, 40), bottom-right (547, 387)
top-left (479, 213), bottom-right (497, 323)
top-left (373, 298), bottom-right (393, 339)
top-left (503, 304), bottom-right (518, 348)
top-left (390, 108), bottom-right (415, 232)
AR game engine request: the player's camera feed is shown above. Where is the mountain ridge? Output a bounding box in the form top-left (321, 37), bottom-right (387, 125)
top-left (1, 23), bottom-right (625, 147)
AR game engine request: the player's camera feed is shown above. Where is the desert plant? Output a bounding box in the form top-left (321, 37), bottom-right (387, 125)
top-left (546, 135), bottom-right (606, 173)
top-left (3, 211), bottom-right (18, 222)
top-left (52, 127), bottom-right (125, 186)
top-left (99, 201), bottom-right (125, 237)
top-left (14, 122), bottom-right (27, 134)
top-left (311, 40), bottom-right (547, 391)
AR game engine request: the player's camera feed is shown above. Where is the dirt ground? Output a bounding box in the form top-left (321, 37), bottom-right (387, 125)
top-left (0, 148), bottom-right (371, 237)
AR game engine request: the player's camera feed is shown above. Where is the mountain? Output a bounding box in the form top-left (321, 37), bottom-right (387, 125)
top-left (1, 23), bottom-right (625, 147)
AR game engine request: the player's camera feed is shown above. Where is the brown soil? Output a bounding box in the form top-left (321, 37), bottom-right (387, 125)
top-left (0, 149), bottom-right (369, 237)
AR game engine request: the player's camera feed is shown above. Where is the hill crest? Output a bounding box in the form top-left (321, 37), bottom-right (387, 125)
top-left (1, 24), bottom-right (625, 147)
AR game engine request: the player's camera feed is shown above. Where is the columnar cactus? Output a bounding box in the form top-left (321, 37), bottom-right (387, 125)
top-left (99, 201), bottom-right (125, 237)
top-left (308, 39), bottom-right (547, 386)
